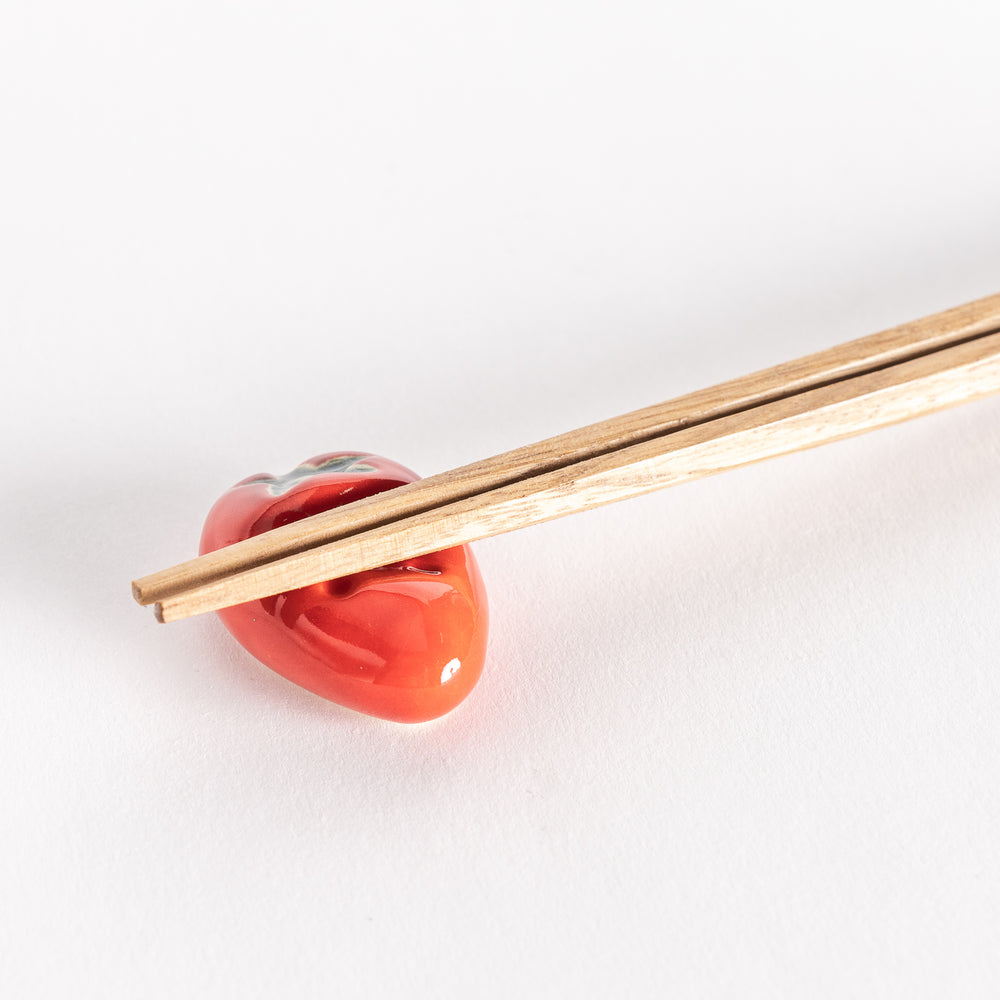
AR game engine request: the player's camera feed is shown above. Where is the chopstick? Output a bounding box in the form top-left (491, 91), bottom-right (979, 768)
top-left (135, 293), bottom-right (1000, 623)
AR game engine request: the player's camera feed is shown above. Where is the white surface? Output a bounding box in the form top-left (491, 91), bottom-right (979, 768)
top-left (2, 2), bottom-right (999, 996)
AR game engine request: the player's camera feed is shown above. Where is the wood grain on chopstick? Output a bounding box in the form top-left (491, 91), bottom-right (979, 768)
top-left (153, 322), bottom-right (1000, 623)
top-left (133, 292), bottom-right (1000, 610)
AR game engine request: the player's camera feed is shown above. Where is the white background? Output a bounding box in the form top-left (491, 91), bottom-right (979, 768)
top-left (2, 2), bottom-right (999, 996)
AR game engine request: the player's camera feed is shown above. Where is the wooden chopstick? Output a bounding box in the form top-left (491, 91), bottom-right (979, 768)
top-left (136, 293), bottom-right (1000, 623)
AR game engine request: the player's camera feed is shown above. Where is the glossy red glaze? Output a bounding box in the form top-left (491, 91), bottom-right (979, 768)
top-left (200, 453), bottom-right (489, 723)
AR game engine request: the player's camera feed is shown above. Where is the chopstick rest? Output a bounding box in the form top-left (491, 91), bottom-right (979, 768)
top-left (195, 453), bottom-right (489, 723)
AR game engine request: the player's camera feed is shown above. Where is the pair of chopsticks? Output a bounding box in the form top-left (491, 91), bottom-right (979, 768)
top-left (134, 292), bottom-right (1000, 623)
